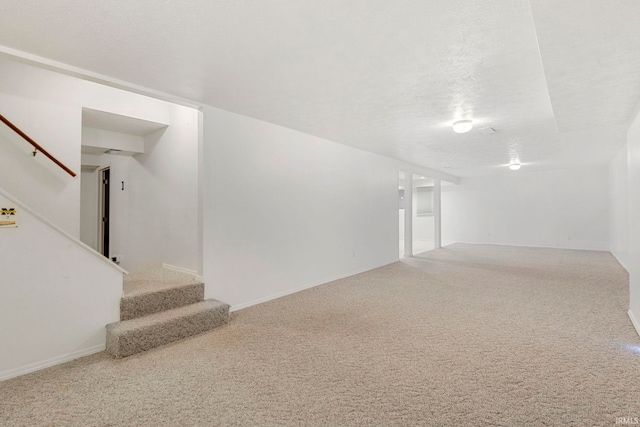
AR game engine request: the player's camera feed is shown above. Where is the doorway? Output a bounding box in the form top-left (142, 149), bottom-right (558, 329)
top-left (98, 167), bottom-right (110, 258)
top-left (399, 172), bottom-right (439, 258)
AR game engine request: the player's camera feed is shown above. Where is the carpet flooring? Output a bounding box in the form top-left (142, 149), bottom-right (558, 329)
top-left (1, 244), bottom-right (639, 426)
top-left (123, 269), bottom-right (202, 297)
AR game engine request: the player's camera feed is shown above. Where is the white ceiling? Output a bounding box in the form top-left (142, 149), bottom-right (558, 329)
top-left (1, 0), bottom-right (639, 177)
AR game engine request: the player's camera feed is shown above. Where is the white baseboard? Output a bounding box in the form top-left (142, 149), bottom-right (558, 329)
top-left (162, 263), bottom-right (202, 280)
top-left (449, 240), bottom-right (610, 252)
top-left (0, 344), bottom-right (105, 382)
top-left (611, 252), bottom-right (629, 273)
top-left (629, 310), bottom-right (640, 339)
top-left (230, 261), bottom-right (397, 312)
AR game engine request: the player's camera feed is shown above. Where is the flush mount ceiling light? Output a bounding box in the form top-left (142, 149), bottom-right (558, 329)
top-left (453, 120), bottom-right (473, 134)
top-left (509, 162), bottom-right (521, 171)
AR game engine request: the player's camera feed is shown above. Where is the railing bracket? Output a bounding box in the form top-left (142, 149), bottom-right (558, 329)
top-left (0, 113), bottom-right (76, 177)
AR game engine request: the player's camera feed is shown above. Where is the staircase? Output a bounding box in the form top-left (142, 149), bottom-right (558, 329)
top-left (106, 269), bottom-right (229, 358)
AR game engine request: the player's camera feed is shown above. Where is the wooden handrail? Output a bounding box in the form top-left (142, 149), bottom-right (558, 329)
top-left (0, 114), bottom-right (76, 177)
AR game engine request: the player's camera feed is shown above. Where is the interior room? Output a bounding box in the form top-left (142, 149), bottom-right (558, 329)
top-left (399, 172), bottom-right (438, 257)
top-left (0, 1), bottom-right (639, 425)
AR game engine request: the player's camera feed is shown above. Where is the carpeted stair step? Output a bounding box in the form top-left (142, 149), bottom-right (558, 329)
top-left (120, 282), bottom-right (204, 320)
top-left (106, 299), bottom-right (229, 358)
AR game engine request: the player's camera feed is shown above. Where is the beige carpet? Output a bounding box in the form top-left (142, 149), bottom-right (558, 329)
top-left (1, 244), bottom-right (639, 426)
top-left (123, 269), bottom-right (202, 297)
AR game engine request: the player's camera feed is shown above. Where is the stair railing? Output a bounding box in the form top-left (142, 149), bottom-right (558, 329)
top-left (0, 113), bottom-right (77, 177)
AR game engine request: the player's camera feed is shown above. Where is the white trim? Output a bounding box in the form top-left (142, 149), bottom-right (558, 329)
top-left (444, 240), bottom-right (611, 253)
top-left (97, 166), bottom-right (110, 259)
top-left (611, 251), bottom-right (629, 272)
top-left (230, 261), bottom-right (397, 312)
top-left (0, 345), bottom-right (105, 382)
top-left (162, 263), bottom-right (199, 278)
top-left (0, 45), bottom-right (201, 110)
top-left (629, 310), bottom-right (640, 339)
top-left (0, 186), bottom-right (128, 275)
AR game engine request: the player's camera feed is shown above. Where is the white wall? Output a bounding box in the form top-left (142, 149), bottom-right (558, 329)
top-left (413, 215), bottom-right (435, 244)
top-left (0, 92), bottom-right (81, 236)
top-left (627, 107), bottom-right (640, 333)
top-left (398, 202), bottom-right (435, 242)
top-left (78, 124), bottom-right (199, 273)
top-left (0, 191), bottom-right (122, 381)
top-left (202, 106), bottom-right (400, 309)
top-left (80, 155), bottom-right (134, 262)
top-left (609, 146), bottom-right (629, 270)
top-left (413, 186), bottom-right (435, 243)
top-left (0, 57), bottom-right (200, 272)
top-left (80, 168), bottom-right (99, 250)
top-left (81, 110), bottom-right (200, 273)
top-left (125, 113), bottom-right (200, 272)
top-left (442, 167), bottom-right (610, 251)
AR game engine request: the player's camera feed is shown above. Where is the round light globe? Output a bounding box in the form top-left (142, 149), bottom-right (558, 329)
top-left (452, 120), bottom-right (473, 133)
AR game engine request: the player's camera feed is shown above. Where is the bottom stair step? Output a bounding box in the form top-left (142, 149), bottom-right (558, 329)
top-left (106, 299), bottom-right (229, 358)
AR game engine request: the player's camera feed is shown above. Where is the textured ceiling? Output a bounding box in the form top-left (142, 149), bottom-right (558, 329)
top-left (0, 0), bottom-right (639, 177)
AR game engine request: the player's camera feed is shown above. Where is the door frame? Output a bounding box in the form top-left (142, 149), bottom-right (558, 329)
top-left (98, 167), bottom-right (110, 258)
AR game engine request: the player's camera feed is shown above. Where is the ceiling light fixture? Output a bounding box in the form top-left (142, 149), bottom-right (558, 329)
top-left (453, 120), bottom-right (473, 134)
top-left (509, 162), bottom-right (521, 171)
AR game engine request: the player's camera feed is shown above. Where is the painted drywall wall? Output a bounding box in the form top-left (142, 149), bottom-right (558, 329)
top-left (399, 210), bottom-right (435, 258)
top-left (121, 112), bottom-right (199, 272)
top-left (398, 195), bottom-right (435, 243)
top-left (79, 108), bottom-right (200, 273)
top-left (0, 57), bottom-right (200, 272)
top-left (609, 146), bottom-right (629, 270)
top-left (80, 168), bottom-right (99, 250)
top-left (78, 125), bottom-right (199, 273)
top-left (80, 154), bottom-right (133, 263)
top-left (202, 106), bottom-right (400, 309)
top-left (627, 107), bottom-right (640, 333)
top-left (0, 92), bottom-right (81, 236)
top-left (0, 192), bottom-right (122, 381)
top-left (413, 186), bottom-right (435, 243)
top-left (441, 167), bottom-right (610, 251)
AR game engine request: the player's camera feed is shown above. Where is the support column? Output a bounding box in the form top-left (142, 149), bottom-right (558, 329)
top-left (404, 174), bottom-right (413, 257)
top-left (434, 179), bottom-right (442, 249)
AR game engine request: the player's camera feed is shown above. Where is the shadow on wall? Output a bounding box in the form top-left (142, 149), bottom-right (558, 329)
top-left (140, 127), bottom-right (168, 162)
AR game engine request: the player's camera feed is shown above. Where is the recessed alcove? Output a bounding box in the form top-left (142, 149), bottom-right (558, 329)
top-left (81, 108), bottom-right (169, 159)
